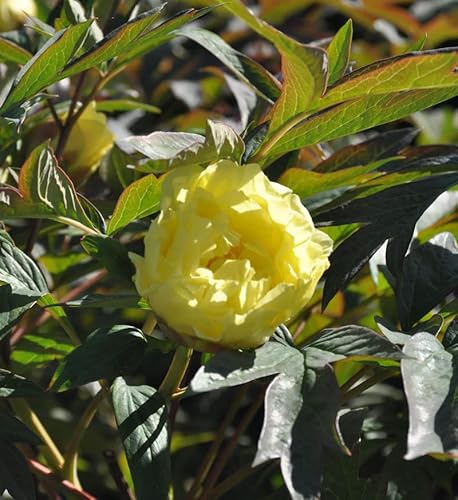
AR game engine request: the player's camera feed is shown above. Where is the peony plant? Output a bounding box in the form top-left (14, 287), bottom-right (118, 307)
top-left (0, 1), bottom-right (457, 499)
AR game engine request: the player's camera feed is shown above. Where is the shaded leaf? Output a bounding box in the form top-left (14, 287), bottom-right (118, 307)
top-left (52, 325), bottom-right (147, 391)
top-left (112, 377), bottom-right (170, 500)
top-left (179, 27), bottom-right (280, 102)
top-left (327, 19), bottom-right (353, 86)
top-left (0, 369), bottom-right (43, 397)
top-left (317, 173), bottom-right (458, 307)
top-left (188, 340), bottom-right (300, 394)
top-left (396, 232), bottom-right (458, 329)
top-left (0, 21), bottom-right (92, 113)
top-left (81, 235), bottom-right (135, 281)
top-left (107, 174), bottom-right (161, 235)
top-left (303, 325), bottom-right (402, 364)
top-left (0, 285), bottom-right (37, 341)
top-left (254, 365), bottom-right (340, 500)
top-left (0, 441), bottom-right (36, 500)
top-left (314, 128), bottom-right (418, 173)
top-left (0, 416), bottom-right (41, 445)
top-left (401, 331), bottom-right (457, 459)
top-left (0, 231), bottom-right (47, 297)
top-left (63, 294), bottom-right (148, 309)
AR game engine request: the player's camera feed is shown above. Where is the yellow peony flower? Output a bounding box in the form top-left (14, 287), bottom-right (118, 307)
top-left (130, 160), bottom-right (333, 350)
top-left (63, 102), bottom-right (114, 185)
top-left (0, 0), bottom-right (36, 32)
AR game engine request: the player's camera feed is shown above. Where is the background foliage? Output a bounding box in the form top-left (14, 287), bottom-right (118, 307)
top-left (0, 0), bottom-right (457, 499)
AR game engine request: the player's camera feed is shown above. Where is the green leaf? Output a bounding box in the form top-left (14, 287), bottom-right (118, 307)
top-left (401, 331), bottom-right (457, 459)
top-left (81, 235), bottom-right (136, 281)
top-left (124, 120), bottom-right (245, 168)
top-left (212, 0), bottom-right (327, 139)
top-left (188, 340), bottom-right (300, 394)
top-left (0, 37), bottom-right (32, 65)
top-left (62, 6), bottom-right (165, 76)
top-left (0, 285), bottom-right (37, 341)
top-left (107, 174), bottom-right (161, 235)
top-left (443, 318), bottom-right (458, 351)
top-left (11, 333), bottom-right (73, 366)
top-left (303, 325), bottom-right (402, 364)
top-left (396, 232), bottom-right (458, 329)
top-left (264, 87), bottom-right (458, 159)
top-left (178, 27), bottom-right (280, 102)
top-left (327, 19), bottom-right (353, 86)
top-left (0, 231), bottom-right (48, 297)
top-left (316, 173), bottom-right (458, 308)
top-left (95, 99), bottom-right (161, 114)
top-left (112, 377), bottom-right (170, 500)
top-left (51, 325), bottom-right (147, 391)
top-left (112, 8), bottom-right (211, 70)
top-left (0, 143), bottom-right (102, 233)
top-left (0, 21), bottom-right (92, 113)
top-left (0, 441), bottom-right (36, 500)
top-left (0, 369), bottom-right (43, 397)
top-left (0, 416), bottom-right (40, 445)
top-left (318, 49), bottom-right (458, 110)
top-left (63, 294), bottom-right (149, 309)
top-left (314, 128), bottom-right (418, 173)
top-left (279, 161), bottom-right (386, 200)
top-left (254, 365), bottom-right (340, 500)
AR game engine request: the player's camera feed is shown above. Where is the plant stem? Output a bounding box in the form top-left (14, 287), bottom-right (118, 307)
top-left (55, 73), bottom-right (87, 160)
top-left (339, 365), bottom-right (373, 393)
top-left (62, 387), bottom-right (109, 486)
top-left (208, 463), bottom-right (267, 500)
top-left (28, 458), bottom-right (96, 500)
top-left (200, 390), bottom-right (265, 500)
top-left (159, 345), bottom-right (193, 399)
top-left (341, 370), bottom-right (397, 404)
top-left (142, 313), bottom-right (157, 336)
top-left (103, 450), bottom-right (134, 500)
top-left (10, 399), bottom-right (64, 470)
top-left (186, 385), bottom-right (249, 500)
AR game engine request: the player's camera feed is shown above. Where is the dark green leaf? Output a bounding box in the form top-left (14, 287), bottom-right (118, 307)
top-left (112, 377), bottom-right (170, 500)
top-left (0, 21), bottom-right (92, 113)
top-left (0, 231), bottom-right (47, 297)
top-left (303, 325), bottom-right (402, 364)
top-left (0, 441), bottom-right (36, 500)
top-left (401, 331), bottom-right (457, 459)
top-left (107, 174), bottom-right (161, 235)
top-left (52, 325), bottom-right (147, 391)
top-left (327, 19), bottom-right (353, 85)
top-left (0, 369), bottom-right (43, 397)
top-left (443, 318), bottom-right (458, 351)
top-left (254, 365), bottom-right (340, 500)
top-left (81, 235), bottom-right (135, 281)
top-left (396, 232), bottom-right (458, 329)
top-left (317, 173), bottom-right (458, 307)
top-left (0, 285), bottom-right (37, 340)
top-left (0, 416), bottom-right (41, 445)
top-left (179, 27), bottom-right (280, 102)
top-left (314, 128), bottom-right (418, 173)
top-left (188, 340), bottom-right (300, 394)
top-left (63, 294), bottom-right (149, 309)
